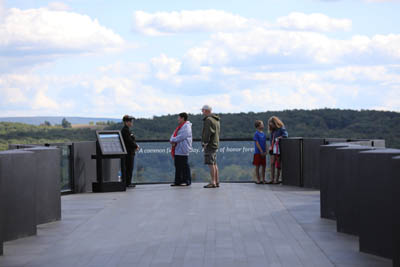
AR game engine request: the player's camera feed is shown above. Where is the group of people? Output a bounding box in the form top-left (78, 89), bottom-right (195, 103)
top-left (120, 105), bottom-right (288, 188)
top-left (169, 105), bottom-right (221, 188)
top-left (252, 117), bottom-right (288, 184)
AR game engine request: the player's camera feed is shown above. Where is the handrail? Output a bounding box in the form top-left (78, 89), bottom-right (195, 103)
top-left (136, 137), bottom-right (261, 142)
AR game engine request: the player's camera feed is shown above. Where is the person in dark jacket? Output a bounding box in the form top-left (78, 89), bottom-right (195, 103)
top-left (121, 115), bottom-right (139, 188)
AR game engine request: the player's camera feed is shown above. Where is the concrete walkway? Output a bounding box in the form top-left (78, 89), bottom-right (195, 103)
top-left (0, 184), bottom-right (391, 267)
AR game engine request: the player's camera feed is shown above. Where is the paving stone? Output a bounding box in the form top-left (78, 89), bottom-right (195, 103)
top-left (0, 184), bottom-right (392, 267)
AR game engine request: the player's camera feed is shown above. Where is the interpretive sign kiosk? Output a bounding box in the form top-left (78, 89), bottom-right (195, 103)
top-left (92, 130), bottom-right (127, 192)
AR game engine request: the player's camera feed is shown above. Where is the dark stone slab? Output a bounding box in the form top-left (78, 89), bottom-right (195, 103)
top-left (281, 138), bottom-right (302, 186)
top-left (101, 158), bottom-right (121, 182)
top-left (320, 143), bottom-right (352, 220)
top-left (302, 139), bottom-right (325, 189)
top-left (358, 149), bottom-right (400, 260)
top-left (0, 155), bottom-right (2, 255)
top-left (372, 139), bottom-right (386, 148)
top-left (392, 156), bottom-right (400, 267)
top-left (72, 142), bottom-right (97, 193)
top-left (72, 142), bottom-right (122, 193)
top-left (0, 150), bottom-right (37, 241)
top-left (324, 138), bottom-right (347, 144)
top-left (22, 147), bottom-right (61, 225)
top-left (335, 146), bottom-right (375, 236)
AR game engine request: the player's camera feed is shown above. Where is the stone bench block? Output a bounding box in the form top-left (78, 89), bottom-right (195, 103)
top-left (335, 146), bottom-right (375, 235)
top-left (320, 143), bottom-right (353, 219)
top-left (0, 150), bottom-right (37, 242)
top-left (358, 149), bottom-right (400, 259)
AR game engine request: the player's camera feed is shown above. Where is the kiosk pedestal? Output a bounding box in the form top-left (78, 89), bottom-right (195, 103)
top-left (92, 131), bottom-right (128, 192)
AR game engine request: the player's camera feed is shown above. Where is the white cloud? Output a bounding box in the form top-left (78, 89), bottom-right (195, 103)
top-left (374, 87), bottom-right (400, 111)
top-left (151, 54), bottom-right (182, 83)
top-left (47, 2), bottom-right (70, 11)
top-left (132, 10), bottom-right (251, 35)
top-left (220, 67), bottom-right (241, 75)
top-left (327, 65), bottom-right (400, 86)
top-left (319, 0), bottom-right (400, 2)
top-left (185, 28), bottom-right (400, 66)
top-left (277, 12), bottom-right (352, 32)
top-left (1, 4), bottom-right (399, 117)
top-left (0, 0), bottom-right (6, 22)
top-left (0, 87), bottom-right (27, 104)
top-left (0, 7), bottom-right (124, 57)
top-left (0, 72), bottom-right (83, 115)
top-left (364, 0), bottom-right (400, 2)
top-left (98, 61), bottom-right (151, 80)
top-left (91, 75), bottom-right (186, 116)
top-left (32, 89), bottom-right (59, 110)
top-left (132, 10), bottom-right (352, 35)
top-left (1, 61), bottom-right (399, 117)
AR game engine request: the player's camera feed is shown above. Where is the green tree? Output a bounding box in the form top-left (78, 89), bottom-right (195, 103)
top-left (61, 118), bottom-right (72, 128)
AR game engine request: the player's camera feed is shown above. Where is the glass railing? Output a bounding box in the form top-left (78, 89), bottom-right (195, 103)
top-left (11, 139), bottom-right (272, 193)
top-left (59, 145), bottom-right (73, 192)
top-left (133, 139), bottom-right (271, 183)
top-left (8, 143), bottom-right (74, 192)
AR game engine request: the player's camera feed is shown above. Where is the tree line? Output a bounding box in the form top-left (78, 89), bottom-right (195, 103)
top-left (1, 109), bottom-right (399, 150)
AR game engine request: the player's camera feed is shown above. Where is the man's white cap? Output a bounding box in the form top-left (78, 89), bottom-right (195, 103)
top-left (201, 104), bottom-right (212, 111)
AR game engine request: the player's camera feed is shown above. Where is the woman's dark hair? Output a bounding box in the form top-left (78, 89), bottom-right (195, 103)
top-left (179, 112), bottom-right (188, 121)
top-left (122, 115), bottom-right (134, 122)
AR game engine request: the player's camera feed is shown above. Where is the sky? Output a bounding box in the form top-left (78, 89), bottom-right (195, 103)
top-left (0, 0), bottom-right (399, 118)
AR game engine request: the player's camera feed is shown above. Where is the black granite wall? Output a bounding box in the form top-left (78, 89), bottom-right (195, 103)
top-left (22, 147), bottom-right (61, 225)
top-left (302, 138), bottom-right (325, 189)
top-left (358, 149), bottom-right (400, 259)
top-left (319, 143), bottom-right (352, 220)
top-left (281, 138), bottom-right (302, 186)
top-left (0, 153), bottom-right (3, 255)
top-left (0, 150), bottom-right (37, 241)
top-left (335, 146), bottom-right (375, 235)
top-left (72, 142), bottom-right (121, 192)
top-left (392, 156), bottom-right (400, 267)
top-left (72, 142), bottom-right (97, 193)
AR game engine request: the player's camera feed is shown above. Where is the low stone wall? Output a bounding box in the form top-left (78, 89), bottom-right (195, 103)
top-left (335, 146), bottom-right (375, 236)
top-left (72, 141), bottom-right (97, 193)
top-left (280, 138), bottom-right (385, 190)
top-left (302, 138), bottom-right (325, 189)
top-left (357, 149), bottom-right (400, 260)
top-left (280, 137), bottom-right (400, 265)
top-left (0, 150), bottom-right (37, 242)
top-left (319, 143), bottom-right (352, 220)
top-left (281, 138), bottom-right (302, 186)
top-left (0, 153), bottom-right (3, 255)
top-left (316, 144), bottom-right (399, 265)
top-left (393, 156), bottom-right (400, 267)
top-left (23, 147), bottom-right (61, 225)
top-left (72, 141), bottom-right (121, 193)
top-left (0, 146), bottom-right (61, 247)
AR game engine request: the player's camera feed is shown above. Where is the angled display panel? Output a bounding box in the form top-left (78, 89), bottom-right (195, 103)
top-left (96, 131), bottom-right (127, 156)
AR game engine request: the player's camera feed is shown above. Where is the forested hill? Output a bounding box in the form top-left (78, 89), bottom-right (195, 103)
top-left (1, 109), bottom-right (399, 150)
top-left (0, 116), bottom-right (119, 125)
top-left (106, 109), bottom-right (400, 148)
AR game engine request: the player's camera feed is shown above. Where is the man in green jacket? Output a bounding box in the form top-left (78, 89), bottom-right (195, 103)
top-left (201, 105), bottom-right (220, 188)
